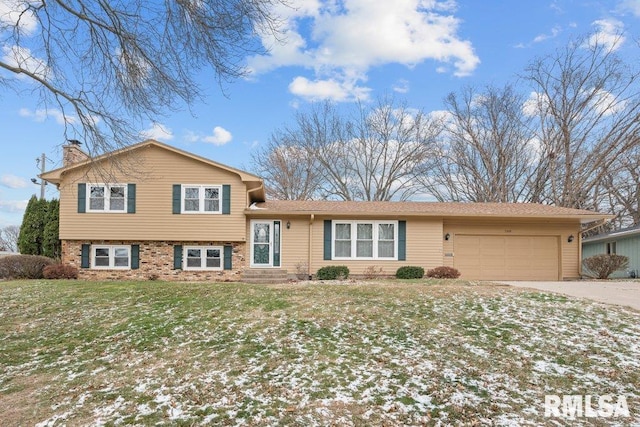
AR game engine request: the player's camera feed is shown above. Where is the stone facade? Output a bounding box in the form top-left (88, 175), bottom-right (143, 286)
top-left (62, 240), bottom-right (246, 281)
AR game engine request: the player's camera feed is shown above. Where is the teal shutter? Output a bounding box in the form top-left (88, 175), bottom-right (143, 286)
top-left (127, 184), bottom-right (136, 213)
top-left (131, 244), bottom-right (140, 269)
top-left (324, 220), bottom-right (332, 260)
top-left (398, 220), bottom-right (406, 261)
top-left (81, 244), bottom-right (90, 268)
top-left (173, 245), bottom-right (183, 269)
top-left (172, 185), bottom-right (181, 214)
top-left (222, 185), bottom-right (231, 214)
top-left (78, 183), bottom-right (86, 213)
top-left (224, 245), bottom-right (233, 270)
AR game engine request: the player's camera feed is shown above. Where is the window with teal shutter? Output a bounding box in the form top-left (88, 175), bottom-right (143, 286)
top-left (131, 244), bottom-right (140, 269)
top-left (127, 184), bottom-right (136, 213)
top-left (224, 245), bottom-right (232, 270)
top-left (222, 185), bottom-right (231, 214)
top-left (174, 245), bottom-right (183, 269)
top-left (78, 183), bottom-right (86, 213)
top-left (324, 220), bottom-right (332, 260)
top-left (398, 220), bottom-right (406, 261)
top-left (81, 244), bottom-right (90, 268)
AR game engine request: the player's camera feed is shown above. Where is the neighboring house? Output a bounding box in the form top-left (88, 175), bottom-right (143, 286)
top-left (582, 225), bottom-right (640, 279)
top-left (41, 139), bottom-right (611, 282)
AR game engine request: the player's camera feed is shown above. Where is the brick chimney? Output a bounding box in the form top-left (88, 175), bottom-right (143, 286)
top-left (63, 140), bottom-right (90, 166)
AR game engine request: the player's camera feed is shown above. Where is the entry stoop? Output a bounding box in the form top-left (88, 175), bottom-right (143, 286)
top-left (241, 269), bottom-right (289, 284)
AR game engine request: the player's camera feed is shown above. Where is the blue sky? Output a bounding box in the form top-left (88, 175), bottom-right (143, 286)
top-left (1, 0), bottom-right (639, 228)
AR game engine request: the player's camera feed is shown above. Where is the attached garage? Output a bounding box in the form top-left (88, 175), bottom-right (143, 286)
top-left (454, 235), bottom-right (560, 281)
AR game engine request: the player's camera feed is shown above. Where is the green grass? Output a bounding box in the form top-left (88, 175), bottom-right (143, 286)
top-left (0, 279), bottom-right (638, 426)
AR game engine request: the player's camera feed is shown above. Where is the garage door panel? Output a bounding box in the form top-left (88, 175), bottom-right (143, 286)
top-left (454, 235), bottom-right (559, 281)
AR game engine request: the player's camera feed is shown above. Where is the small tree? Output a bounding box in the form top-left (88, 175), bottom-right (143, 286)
top-left (42, 199), bottom-right (61, 259)
top-left (582, 254), bottom-right (629, 279)
top-left (0, 225), bottom-right (20, 252)
top-left (17, 196), bottom-right (48, 255)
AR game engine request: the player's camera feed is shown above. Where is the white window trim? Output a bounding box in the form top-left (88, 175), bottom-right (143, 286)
top-left (181, 184), bottom-right (222, 214)
top-left (183, 245), bottom-right (223, 270)
top-left (91, 245), bottom-right (131, 269)
top-left (87, 183), bottom-right (128, 213)
top-left (332, 220), bottom-right (398, 260)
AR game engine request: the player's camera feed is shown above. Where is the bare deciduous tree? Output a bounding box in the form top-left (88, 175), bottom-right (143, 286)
top-left (422, 84), bottom-right (538, 202)
top-left (254, 99), bottom-right (440, 201)
top-left (523, 33), bottom-right (640, 211)
top-left (0, 0), bottom-right (285, 156)
top-left (0, 225), bottom-right (20, 252)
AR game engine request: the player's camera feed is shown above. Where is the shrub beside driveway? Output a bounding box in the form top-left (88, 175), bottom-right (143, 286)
top-left (0, 279), bottom-right (638, 426)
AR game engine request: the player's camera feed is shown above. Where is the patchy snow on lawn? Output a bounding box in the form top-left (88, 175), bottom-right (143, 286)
top-left (1, 281), bottom-right (639, 426)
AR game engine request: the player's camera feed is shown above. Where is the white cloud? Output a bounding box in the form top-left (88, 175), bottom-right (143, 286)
top-left (185, 126), bottom-right (233, 146)
top-left (140, 122), bottom-right (174, 141)
top-left (288, 76), bottom-right (371, 102)
top-left (587, 19), bottom-right (625, 52)
top-left (19, 107), bottom-right (74, 125)
top-left (0, 174), bottom-right (28, 189)
top-left (0, 0), bottom-right (38, 35)
top-left (249, 0), bottom-right (479, 101)
top-left (203, 126), bottom-right (233, 146)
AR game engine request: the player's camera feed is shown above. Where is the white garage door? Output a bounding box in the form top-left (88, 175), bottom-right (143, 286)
top-left (454, 235), bottom-right (559, 281)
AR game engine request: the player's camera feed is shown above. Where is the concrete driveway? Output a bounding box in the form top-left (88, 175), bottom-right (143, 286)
top-left (497, 281), bottom-right (640, 311)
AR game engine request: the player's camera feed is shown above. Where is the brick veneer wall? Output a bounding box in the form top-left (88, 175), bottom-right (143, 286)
top-left (62, 240), bottom-right (246, 281)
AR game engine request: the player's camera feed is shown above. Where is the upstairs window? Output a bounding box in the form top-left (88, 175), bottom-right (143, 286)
top-left (87, 184), bottom-right (127, 212)
top-left (182, 185), bottom-right (221, 214)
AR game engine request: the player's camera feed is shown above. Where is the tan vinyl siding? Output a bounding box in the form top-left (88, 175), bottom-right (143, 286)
top-left (443, 219), bottom-right (582, 280)
top-left (58, 145), bottom-right (248, 241)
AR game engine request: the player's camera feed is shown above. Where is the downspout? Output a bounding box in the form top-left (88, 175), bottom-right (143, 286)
top-left (309, 214), bottom-right (314, 279)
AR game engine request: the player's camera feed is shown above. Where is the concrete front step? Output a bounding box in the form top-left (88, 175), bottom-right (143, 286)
top-left (242, 269), bottom-right (289, 284)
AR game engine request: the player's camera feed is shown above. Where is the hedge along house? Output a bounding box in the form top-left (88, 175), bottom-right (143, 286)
top-left (582, 225), bottom-right (640, 278)
top-left (41, 139), bottom-right (611, 282)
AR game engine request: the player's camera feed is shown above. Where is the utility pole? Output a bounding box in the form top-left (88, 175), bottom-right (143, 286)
top-left (33, 153), bottom-right (46, 200)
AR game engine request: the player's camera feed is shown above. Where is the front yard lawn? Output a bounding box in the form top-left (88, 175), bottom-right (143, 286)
top-left (0, 279), bottom-right (638, 426)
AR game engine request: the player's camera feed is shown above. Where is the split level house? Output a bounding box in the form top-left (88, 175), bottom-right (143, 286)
top-left (40, 139), bottom-right (611, 282)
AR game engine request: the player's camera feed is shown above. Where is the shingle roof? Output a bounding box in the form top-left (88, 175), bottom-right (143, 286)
top-left (583, 224), bottom-right (640, 242)
top-left (247, 200), bottom-right (610, 222)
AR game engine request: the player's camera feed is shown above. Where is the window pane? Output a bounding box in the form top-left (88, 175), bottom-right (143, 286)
top-left (110, 198), bottom-right (125, 211)
top-left (378, 241), bottom-right (394, 258)
top-left (90, 186), bottom-right (104, 198)
top-left (204, 188), bottom-right (219, 199)
top-left (95, 248), bottom-right (109, 257)
top-left (184, 200), bottom-right (199, 211)
top-left (206, 249), bottom-right (220, 258)
top-left (204, 200), bottom-right (220, 212)
top-left (357, 223), bottom-right (373, 239)
top-left (335, 224), bottom-right (351, 239)
top-left (114, 248), bottom-right (129, 258)
top-left (95, 257), bottom-right (109, 266)
top-left (109, 187), bottom-right (125, 211)
top-left (184, 188), bottom-right (199, 198)
top-left (335, 241), bottom-right (351, 257)
top-left (254, 224), bottom-right (270, 243)
top-left (379, 224), bottom-right (394, 240)
top-left (114, 256), bottom-right (129, 267)
top-left (206, 258), bottom-right (221, 268)
top-left (356, 241), bottom-right (373, 257)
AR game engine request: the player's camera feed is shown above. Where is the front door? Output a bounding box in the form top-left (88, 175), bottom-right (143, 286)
top-left (251, 220), bottom-right (281, 267)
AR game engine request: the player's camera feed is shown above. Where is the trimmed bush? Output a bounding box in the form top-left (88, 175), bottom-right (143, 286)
top-left (43, 263), bottom-right (79, 279)
top-left (396, 266), bottom-right (425, 279)
top-left (426, 266), bottom-right (461, 279)
top-left (582, 254), bottom-right (629, 279)
top-left (316, 265), bottom-right (349, 280)
top-left (0, 254), bottom-right (55, 279)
